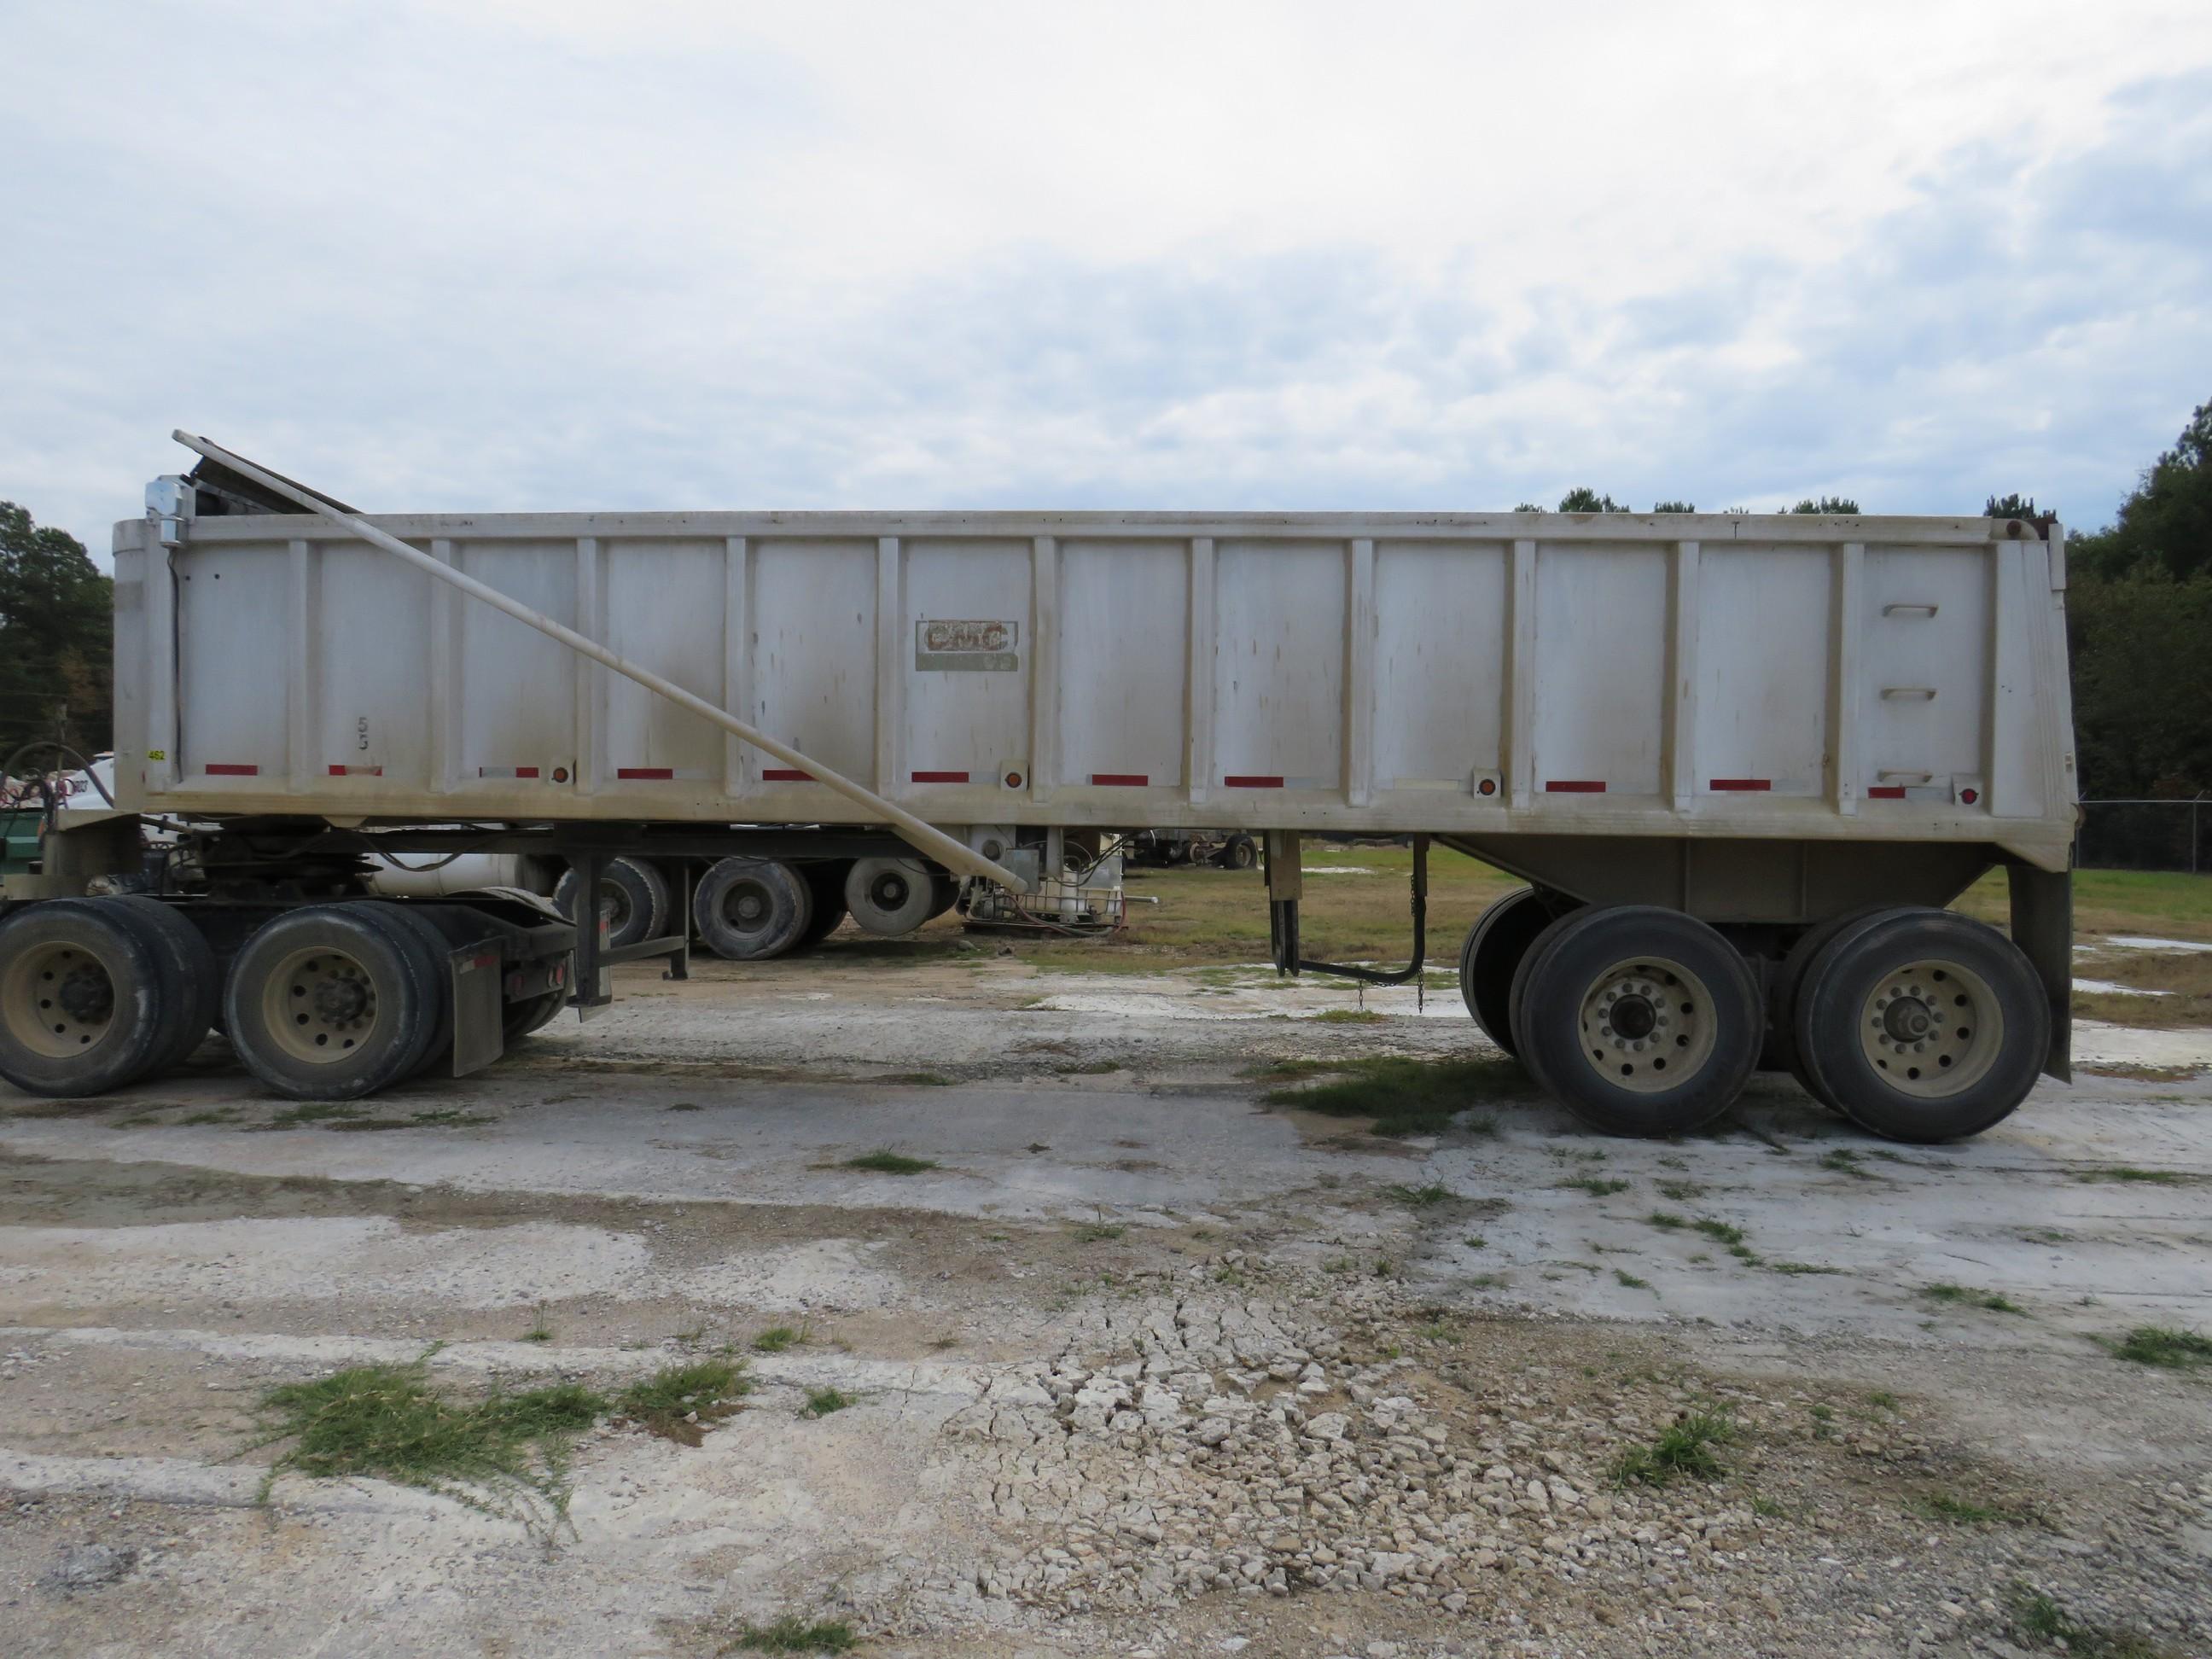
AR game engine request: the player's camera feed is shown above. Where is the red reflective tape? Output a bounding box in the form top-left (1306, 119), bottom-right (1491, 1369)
top-left (328, 765), bottom-right (384, 776)
top-left (1223, 774), bottom-right (1284, 789)
top-left (616, 767), bottom-right (674, 780)
top-left (469, 952), bottom-right (499, 970)
top-left (1708, 778), bottom-right (1771, 792)
top-left (1866, 785), bottom-right (1907, 799)
top-left (205, 763), bottom-right (258, 777)
top-left (1090, 772), bottom-right (1148, 787)
top-left (1544, 780), bottom-right (1606, 793)
top-left (911, 770), bottom-right (970, 783)
top-left (515, 766), bottom-right (539, 778)
top-left (762, 767), bottom-right (811, 782)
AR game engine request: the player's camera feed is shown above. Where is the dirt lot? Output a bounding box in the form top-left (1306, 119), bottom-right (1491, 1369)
top-left (3, 862), bottom-right (2210, 1658)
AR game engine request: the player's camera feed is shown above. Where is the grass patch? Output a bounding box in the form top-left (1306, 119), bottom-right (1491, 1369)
top-left (1613, 1270), bottom-right (1651, 1290)
top-left (1468, 1272), bottom-right (1507, 1289)
top-left (2109, 1325), bottom-right (2212, 1369)
top-left (1818, 1148), bottom-right (1877, 1179)
top-left (1644, 1210), bottom-right (1687, 1230)
top-left (2071, 1165), bottom-right (2192, 1185)
top-left (1769, 1260), bottom-right (1844, 1276)
top-left (724, 1616), bottom-right (859, 1654)
top-left (616, 1359), bottom-right (750, 1446)
top-left (1072, 1222), bottom-right (1127, 1242)
top-left (1654, 1179), bottom-right (1704, 1202)
top-left (255, 1360), bottom-right (606, 1535)
top-left (1387, 1181), bottom-right (1452, 1208)
top-left (409, 1109), bottom-right (492, 1126)
top-left (520, 1306), bottom-right (554, 1344)
top-left (886, 1072), bottom-right (952, 1086)
top-left (2005, 1581), bottom-right (2169, 1656)
top-left (841, 1150), bottom-right (938, 1174)
top-left (667, 1101), bottom-right (704, 1112)
top-left (1611, 1411), bottom-right (1733, 1487)
top-left (750, 1325), bottom-right (802, 1353)
top-left (1558, 1177), bottom-right (1631, 1196)
top-left (800, 1386), bottom-right (856, 1418)
top-left (268, 1103), bottom-right (370, 1127)
top-left (1261, 1053), bottom-right (1534, 1137)
top-left (1311, 1007), bottom-right (1388, 1024)
top-left (1921, 1282), bottom-right (2027, 1314)
top-left (1691, 1219), bottom-right (1745, 1246)
top-left (179, 1108), bottom-right (241, 1126)
top-left (1915, 1493), bottom-right (2007, 1523)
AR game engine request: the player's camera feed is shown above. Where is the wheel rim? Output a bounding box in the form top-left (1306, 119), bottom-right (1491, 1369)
top-left (1, 941), bottom-right (119, 1058)
top-left (719, 876), bottom-right (779, 936)
top-left (259, 946), bottom-right (381, 1064)
top-left (1575, 955), bottom-right (1717, 1093)
top-left (1856, 958), bottom-right (2004, 1097)
top-left (596, 880), bottom-right (634, 933)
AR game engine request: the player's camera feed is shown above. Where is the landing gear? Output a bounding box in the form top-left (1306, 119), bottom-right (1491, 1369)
top-left (1509, 905), bottom-right (1763, 1137)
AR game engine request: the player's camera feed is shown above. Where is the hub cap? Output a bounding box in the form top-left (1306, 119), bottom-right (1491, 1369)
top-left (719, 879), bottom-right (776, 934)
top-left (1, 942), bottom-right (118, 1058)
top-left (1576, 956), bottom-right (1716, 1094)
top-left (260, 946), bottom-right (380, 1065)
top-left (1857, 958), bottom-right (2002, 1097)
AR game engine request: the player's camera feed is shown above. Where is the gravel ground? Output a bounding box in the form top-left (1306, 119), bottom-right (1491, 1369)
top-left (3, 949), bottom-right (2209, 1658)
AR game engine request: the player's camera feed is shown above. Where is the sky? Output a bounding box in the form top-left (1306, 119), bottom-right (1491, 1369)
top-left (3, 0), bottom-right (2210, 561)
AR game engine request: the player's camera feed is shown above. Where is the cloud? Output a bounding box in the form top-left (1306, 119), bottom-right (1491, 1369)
top-left (2, 3), bottom-right (2209, 554)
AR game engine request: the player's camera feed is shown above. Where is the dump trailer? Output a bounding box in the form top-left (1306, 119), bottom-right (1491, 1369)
top-left (0, 434), bottom-right (2076, 1140)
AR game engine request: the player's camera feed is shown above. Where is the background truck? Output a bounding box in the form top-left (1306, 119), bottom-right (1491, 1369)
top-left (0, 434), bottom-right (2077, 1142)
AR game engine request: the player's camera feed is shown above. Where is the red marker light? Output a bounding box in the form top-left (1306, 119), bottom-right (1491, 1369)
top-left (1959, 787), bottom-right (1979, 805)
top-left (1004, 771), bottom-right (1023, 789)
top-left (1477, 777), bottom-right (1497, 796)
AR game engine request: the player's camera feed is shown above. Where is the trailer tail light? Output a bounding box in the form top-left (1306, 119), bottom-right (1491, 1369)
top-left (616, 767), bottom-right (674, 781)
top-left (477, 766), bottom-right (541, 779)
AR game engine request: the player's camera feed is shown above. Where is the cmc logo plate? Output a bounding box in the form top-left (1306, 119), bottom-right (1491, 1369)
top-left (915, 619), bottom-right (1020, 672)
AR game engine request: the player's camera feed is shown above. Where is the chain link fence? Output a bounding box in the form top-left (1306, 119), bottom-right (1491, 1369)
top-left (2076, 799), bottom-right (2210, 874)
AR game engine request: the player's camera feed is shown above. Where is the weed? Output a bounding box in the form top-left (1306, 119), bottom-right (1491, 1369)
top-left (1917, 1493), bottom-right (2003, 1523)
top-left (1370, 1258), bottom-right (1395, 1278)
top-left (800, 1386), bottom-right (855, 1418)
top-left (521, 1306), bottom-right (554, 1344)
top-left (2003, 1580), bottom-right (2167, 1656)
top-left (1656, 1155), bottom-right (1690, 1170)
top-left (724, 1616), bottom-right (858, 1654)
top-left (1808, 1403), bottom-right (1836, 1439)
top-left (2109, 1325), bottom-right (2212, 1369)
top-left (1691, 1219), bottom-right (1745, 1246)
top-left (1469, 1273), bottom-right (1507, 1289)
top-left (1749, 1493), bottom-right (1785, 1518)
top-left (1312, 1008), bottom-right (1387, 1025)
top-left (409, 1109), bottom-right (492, 1126)
top-left (617, 1359), bottom-right (750, 1445)
top-left (1866, 1390), bottom-right (1900, 1412)
top-left (1921, 1283), bottom-right (2027, 1314)
top-left (667, 1102), bottom-right (703, 1112)
top-left (1654, 1179), bottom-right (1705, 1202)
top-left (1559, 1177), bottom-right (1631, 1196)
top-left (1613, 1270), bottom-right (1651, 1290)
top-left (1611, 1411), bottom-right (1733, 1487)
top-left (1324, 1254), bottom-right (1358, 1273)
top-left (255, 1360), bottom-right (606, 1536)
top-left (1818, 1148), bottom-right (1877, 1179)
top-left (1073, 1223), bottom-right (1126, 1243)
top-left (1416, 1320), bottom-right (1453, 1342)
top-left (842, 1150), bottom-right (938, 1174)
top-left (1770, 1260), bottom-right (1844, 1276)
top-left (1644, 1210), bottom-right (1687, 1230)
top-left (1462, 1235), bottom-right (1487, 1250)
top-left (268, 1103), bottom-right (370, 1128)
top-left (1214, 1266), bottom-right (1249, 1287)
top-left (1388, 1181), bottom-right (1452, 1209)
top-left (180, 1108), bottom-right (240, 1126)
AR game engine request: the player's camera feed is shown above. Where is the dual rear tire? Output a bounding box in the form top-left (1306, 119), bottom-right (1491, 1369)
top-left (0, 897), bottom-right (218, 1097)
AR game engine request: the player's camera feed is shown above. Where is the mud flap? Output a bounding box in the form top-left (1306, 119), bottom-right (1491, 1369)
top-left (448, 941), bottom-right (506, 1078)
top-left (2006, 863), bottom-right (2072, 1082)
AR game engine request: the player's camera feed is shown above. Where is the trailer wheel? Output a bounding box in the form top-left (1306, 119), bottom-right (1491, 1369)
top-left (843, 857), bottom-right (936, 937)
top-left (0, 899), bottom-right (189, 1097)
top-left (795, 861), bottom-right (852, 950)
top-left (1509, 905), bottom-right (1761, 1137)
top-left (503, 990), bottom-right (567, 1044)
top-left (224, 905), bottom-right (442, 1100)
top-left (356, 903), bottom-right (457, 1080)
top-left (109, 896), bottom-right (222, 1074)
top-left (926, 874), bottom-right (960, 920)
top-left (694, 858), bottom-right (813, 959)
top-left (1458, 888), bottom-right (1555, 1057)
top-left (1792, 909), bottom-right (2046, 1143)
top-left (1766, 905), bottom-right (1894, 1103)
top-left (554, 857), bottom-right (670, 952)
top-left (1220, 835), bottom-right (1258, 871)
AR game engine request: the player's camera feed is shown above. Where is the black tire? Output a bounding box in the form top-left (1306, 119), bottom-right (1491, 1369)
top-left (1458, 888), bottom-right (1556, 1057)
top-left (110, 897), bottom-right (221, 1075)
top-left (1766, 905), bottom-right (1895, 1103)
top-left (503, 990), bottom-right (567, 1044)
top-left (224, 905), bottom-right (442, 1100)
top-left (554, 857), bottom-right (670, 952)
top-left (1793, 908), bottom-right (2048, 1143)
top-left (0, 898), bottom-right (179, 1097)
top-left (694, 858), bottom-right (813, 960)
top-left (1510, 905), bottom-right (1763, 1137)
top-left (795, 862), bottom-right (851, 950)
top-left (925, 874), bottom-right (961, 920)
top-left (842, 857), bottom-right (935, 937)
top-left (1220, 835), bottom-right (1258, 871)
top-left (354, 903), bottom-right (457, 1080)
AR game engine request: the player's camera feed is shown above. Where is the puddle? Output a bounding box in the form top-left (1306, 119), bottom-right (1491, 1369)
top-left (2075, 978), bottom-right (2174, 996)
top-left (2098, 935), bottom-right (2212, 955)
top-left (2072, 1021), bottom-right (2212, 1070)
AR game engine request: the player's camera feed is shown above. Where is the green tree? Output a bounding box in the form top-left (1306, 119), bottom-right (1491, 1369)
top-left (1652, 500), bottom-right (1695, 513)
top-left (0, 502), bottom-right (114, 764)
top-left (2074, 399), bottom-right (2212, 581)
top-left (1983, 492), bottom-right (2044, 521)
top-left (1557, 487), bottom-right (1627, 512)
top-left (1789, 496), bottom-right (1860, 515)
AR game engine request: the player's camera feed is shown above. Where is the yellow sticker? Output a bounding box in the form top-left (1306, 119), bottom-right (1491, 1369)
top-left (146, 749), bottom-right (166, 760)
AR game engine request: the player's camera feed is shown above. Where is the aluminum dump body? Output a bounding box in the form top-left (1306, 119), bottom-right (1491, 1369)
top-left (110, 509), bottom-right (2076, 870)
